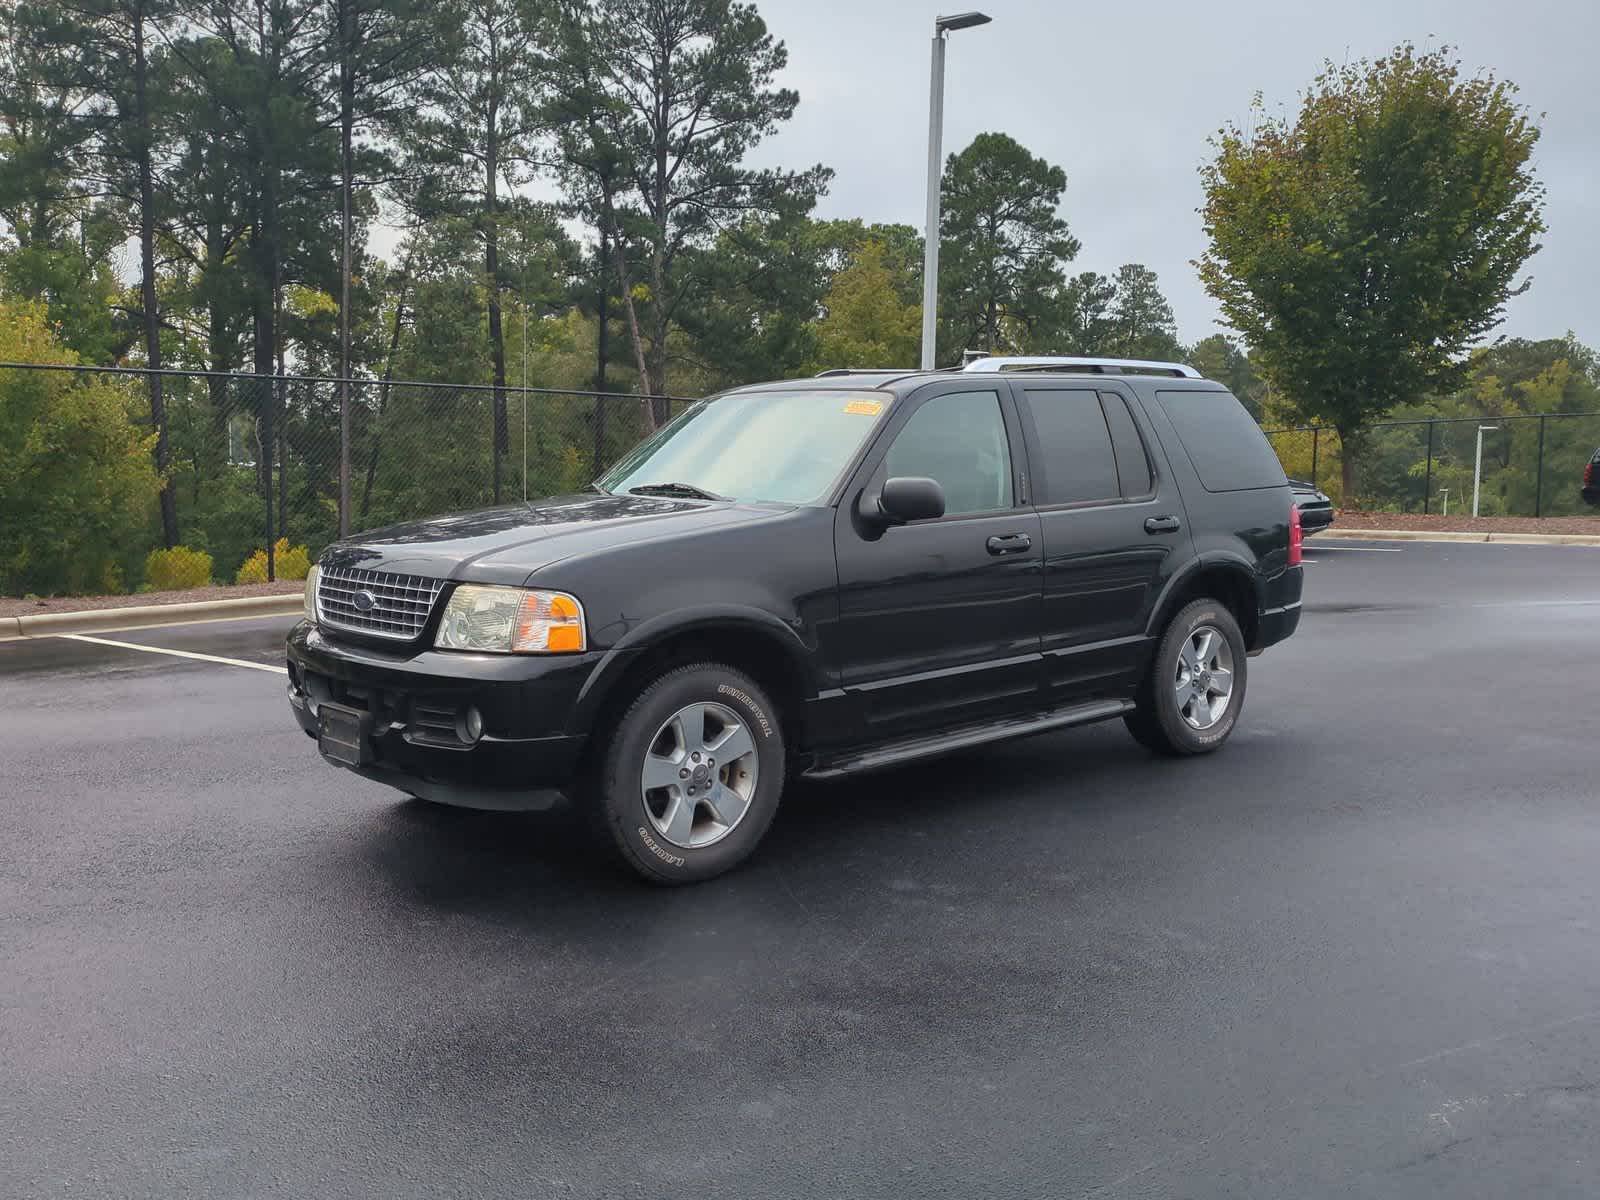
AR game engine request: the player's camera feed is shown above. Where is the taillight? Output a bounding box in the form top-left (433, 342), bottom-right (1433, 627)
top-left (1288, 502), bottom-right (1303, 567)
top-left (1586, 461), bottom-right (1595, 487)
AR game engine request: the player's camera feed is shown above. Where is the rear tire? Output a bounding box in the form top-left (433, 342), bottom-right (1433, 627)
top-left (584, 662), bottom-right (786, 884)
top-left (1125, 598), bottom-right (1247, 756)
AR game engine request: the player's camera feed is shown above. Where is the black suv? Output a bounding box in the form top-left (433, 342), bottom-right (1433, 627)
top-left (287, 356), bottom-right (1303, 882)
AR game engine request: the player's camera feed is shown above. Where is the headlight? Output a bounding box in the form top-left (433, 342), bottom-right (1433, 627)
top-left (434, 585), bottom-right (586, 654)
top-left (304, 563), bottom-right (320, 623)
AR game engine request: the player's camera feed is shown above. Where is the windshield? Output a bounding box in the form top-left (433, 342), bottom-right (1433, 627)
top-left (597, 389), bottom-right (892, 505)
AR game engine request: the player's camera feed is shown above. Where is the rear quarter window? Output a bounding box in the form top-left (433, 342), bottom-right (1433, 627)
top-left (1155, 389), bottom-right (1286, 492)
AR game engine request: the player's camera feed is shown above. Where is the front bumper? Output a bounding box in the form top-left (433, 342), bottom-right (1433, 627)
top-left (285, 621), bottom-right (597, 809)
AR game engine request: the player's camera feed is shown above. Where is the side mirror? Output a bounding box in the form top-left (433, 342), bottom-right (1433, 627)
top-left (870, 476), bottom-right (946, 527)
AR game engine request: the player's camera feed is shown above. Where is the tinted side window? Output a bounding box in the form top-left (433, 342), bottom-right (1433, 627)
top-left (885, 390), bottom-right (1013, 515)
top-left (1102, 392), bottom-right (1154, 497)
top-left (1156, 388), bottom-right (1287, 492)
top-left (1024, 388), bottom-right (1119, 506)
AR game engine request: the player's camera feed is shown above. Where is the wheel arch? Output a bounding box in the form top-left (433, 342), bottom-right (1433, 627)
top-left (568, 607), bottom-right (817, 748)
top-left (1146, 554), bottom-right (1260, 650)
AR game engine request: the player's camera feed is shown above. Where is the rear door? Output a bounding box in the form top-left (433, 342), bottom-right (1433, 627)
top-left (1013, 381), bottom-right (1191, 700)
top-left (830, 380), bottom-right (1044, 738)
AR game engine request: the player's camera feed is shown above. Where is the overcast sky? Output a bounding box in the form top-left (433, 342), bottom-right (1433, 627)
top-left (741, 0), bottom-right (1600, 350)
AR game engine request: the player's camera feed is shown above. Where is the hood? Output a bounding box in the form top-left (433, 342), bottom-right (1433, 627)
top-left (321, 492), bottom-right (789, 585)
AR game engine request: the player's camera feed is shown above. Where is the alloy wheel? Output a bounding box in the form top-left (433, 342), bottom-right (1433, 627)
top-left (640, 701), bottom-right (760, 849)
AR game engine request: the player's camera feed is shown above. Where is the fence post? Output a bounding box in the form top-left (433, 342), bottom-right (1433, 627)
top-left (1311, 427), bottom-right (1320, 489)
top-left (1535, 415), bottom-right (1546, 518)
top-left (1423, 419), bottom-right (1435, 514)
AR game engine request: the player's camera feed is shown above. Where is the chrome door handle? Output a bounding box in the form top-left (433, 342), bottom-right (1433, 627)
top-left (1144, 515), bottom-right (1181, 535)
top-left (986, 533), bottom-right (1032, 555)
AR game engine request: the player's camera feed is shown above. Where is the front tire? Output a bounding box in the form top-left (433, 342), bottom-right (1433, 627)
top-left (1125, 598), bottom-right (1247, 756)
top-left (586, 662), bottom-right (786, 884)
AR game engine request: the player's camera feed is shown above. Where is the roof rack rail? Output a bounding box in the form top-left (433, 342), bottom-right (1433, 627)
top-left (813, 367), bottom-right (917, 377)
top-left (961, 355), bottom-right (1201, 379)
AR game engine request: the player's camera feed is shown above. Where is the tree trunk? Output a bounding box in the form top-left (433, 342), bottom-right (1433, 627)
top-left (133, 7), bottom-right (178, 550)
top-left (1339, 427), bottom-right (1356, 508)
top-left (647, 241), bottom-right (669, 427)
top-left (276, 331), bottom-right (288, 548)
top-left (484, 99), bottom-right (508, 504)
top-left (612, 235), bottom-right (651, 428)
top-left (337, 0), bottom-right (355, 536)
top-left (592, 228), bottom-right (609, 476)
top-left (361, 258), bottom-right (410, 520)
top-left (254, 176), bottom-right (279, 581)
top-left (647, 67), bottom-right (670, 427)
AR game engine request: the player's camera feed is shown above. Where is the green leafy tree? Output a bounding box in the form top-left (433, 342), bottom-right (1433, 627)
top-left (0, 300), bottom-right (161, 595)
top-left (552, 0), bottom-right (829, 418)
top-left (407, 0), bottom-right (539, 501)
top-left (1104, 263), bottom-right (1181, 360)
top-left (331, 0), bottom-right (435, 532)
top-left (672, 215), bottom-right (918, 389)
top-left (1187, 333), bottom-right (1262, 417)
top-left (1028, 270), bottom-right (1112, 355)
top-left (809, 240), bottom-right (922, 373)
top-left (673, 213), bottom-right (830, 389)
top-left (815, 218), bottom-right (923, 304)
top-left (1398, 337), bottom-right (1600, 516)
top-left (157, 35), bottom-right (255, 379)
top-left (1199, 43), bottom-right (1546, 499)
top-left (938, 131), bottom-right (1079, 358)
top-left (36, 0), bottom-right (185, 547)
top-left (175, 0), bottom-right (341, 576)
top-left (0, 2), bottom-right (125, 361)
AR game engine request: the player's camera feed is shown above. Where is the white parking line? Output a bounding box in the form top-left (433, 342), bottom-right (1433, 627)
top-left (57, 633), bottom-right (288, 675)
top-left (1307, 545), bottom-right (1405, 552)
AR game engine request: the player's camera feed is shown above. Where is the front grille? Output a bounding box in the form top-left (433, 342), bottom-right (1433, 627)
top-left (317, 566), bottom-right (447, 640)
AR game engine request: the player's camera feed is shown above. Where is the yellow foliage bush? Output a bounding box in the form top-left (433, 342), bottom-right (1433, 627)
top-left (144, 546), bottom-right (214, 591)
top-left (235, 538), bottom-right (311, 584)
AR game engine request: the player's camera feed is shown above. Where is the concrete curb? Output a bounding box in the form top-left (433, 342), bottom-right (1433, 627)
top-left (1318, 528), bottom-right (1600, 547)
top-left (3, 593), bottom-right (304, 640)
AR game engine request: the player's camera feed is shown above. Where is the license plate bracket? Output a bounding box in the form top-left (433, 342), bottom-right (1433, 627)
top-left (318, 702), bottom-right (372, 767)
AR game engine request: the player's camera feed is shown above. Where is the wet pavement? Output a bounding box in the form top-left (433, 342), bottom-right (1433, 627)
top-left (4, 540), bottom-right (1599, 1198)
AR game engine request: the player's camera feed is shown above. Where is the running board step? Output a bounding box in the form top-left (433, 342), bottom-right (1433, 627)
top-left (802, 698), bottom-right (1134, 781)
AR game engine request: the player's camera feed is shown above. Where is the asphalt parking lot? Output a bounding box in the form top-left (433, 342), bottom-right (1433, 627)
top-left (4, 540), bottom-right (1599, 1199)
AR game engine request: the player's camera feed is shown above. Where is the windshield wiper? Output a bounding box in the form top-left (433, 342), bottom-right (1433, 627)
top-left (628, 482), bottom-right (730, 502)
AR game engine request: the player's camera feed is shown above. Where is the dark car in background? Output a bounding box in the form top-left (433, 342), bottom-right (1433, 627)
top-left (1290, 478), bottom-right (1334, 534)
top-left (1584, 449), bottom-right (1600, 506)
top-left (286, 355), bottom-right (1304, 883)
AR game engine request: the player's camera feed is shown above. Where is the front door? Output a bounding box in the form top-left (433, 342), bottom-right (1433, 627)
top-left (829, 382), bottom-right (1044, 738)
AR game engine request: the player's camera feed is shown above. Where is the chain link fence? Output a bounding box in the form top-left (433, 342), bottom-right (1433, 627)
top-left (1, 363), bottom-right (697, 589)
top-left (10, 360), bottom-right (1600, 596)
top-left (1265, 412), bottom-right (1600, 517)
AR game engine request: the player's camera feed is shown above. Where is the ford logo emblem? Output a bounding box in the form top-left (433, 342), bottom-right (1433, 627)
top-left (352, 590), bottom-right (378, 613)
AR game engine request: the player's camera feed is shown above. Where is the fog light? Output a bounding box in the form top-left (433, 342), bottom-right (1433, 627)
top-left (461, 706), bottom-right (484, 743)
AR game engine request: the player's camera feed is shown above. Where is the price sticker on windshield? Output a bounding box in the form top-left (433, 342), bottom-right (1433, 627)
top-left (843, 400), bottom-right (885, 416)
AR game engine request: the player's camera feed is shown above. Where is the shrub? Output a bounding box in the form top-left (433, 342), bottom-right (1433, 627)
top-left (144, 546), bottom-right (214, 591)
top-left (235, 538), bottom-right (310, 584)
top-left (0, 300), bottom-right (161, 596)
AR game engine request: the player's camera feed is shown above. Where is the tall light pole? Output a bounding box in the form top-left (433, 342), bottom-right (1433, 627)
top-left (1472, 424), bottom-right (1498, 517)
top-left (920, 11), bottom-right (991, 370)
